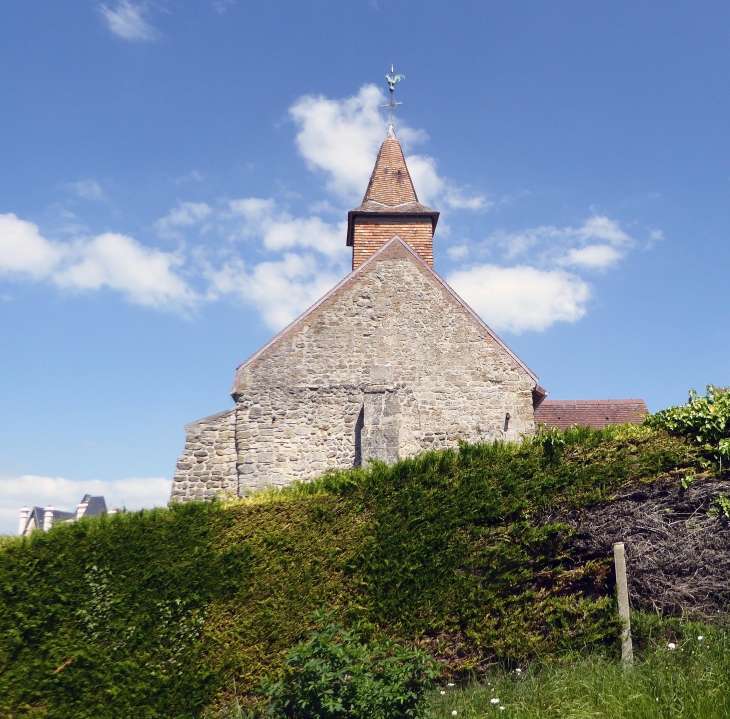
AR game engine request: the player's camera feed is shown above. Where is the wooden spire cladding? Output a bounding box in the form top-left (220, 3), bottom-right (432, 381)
top-left (347, 126), bottom-right (439, 269)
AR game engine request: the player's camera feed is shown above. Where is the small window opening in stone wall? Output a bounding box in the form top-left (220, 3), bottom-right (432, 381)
top-left (354, 407), bottom-right (364, 467)
top-left (504, 412), bottom-right (511, 432)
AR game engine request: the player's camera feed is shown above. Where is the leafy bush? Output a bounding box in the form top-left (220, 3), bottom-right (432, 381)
top-left (0, 427), bottom-right (705, 717)
top-left (261, 611), bottom-right (439, 719)
top-left (647, 385), bottom-right (730, 460)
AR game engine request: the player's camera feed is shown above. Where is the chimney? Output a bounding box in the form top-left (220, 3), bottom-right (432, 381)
top-left (43, 506), bottom-right (54, 532)
top-left (18, 506), bottom-right (30, 536)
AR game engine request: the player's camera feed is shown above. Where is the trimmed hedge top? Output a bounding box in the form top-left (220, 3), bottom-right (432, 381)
top-left (0, 425), bottom-right (705, 718)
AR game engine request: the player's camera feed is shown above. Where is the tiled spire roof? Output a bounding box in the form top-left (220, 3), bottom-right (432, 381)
top-left (346, 126), bottom-right (439, 254)
top-left (351, 126), bottom-right (436, 214)
top-left (361, 125), bottom-right (419, 207)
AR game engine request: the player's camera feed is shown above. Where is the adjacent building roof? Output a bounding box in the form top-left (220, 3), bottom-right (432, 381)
top-left (19, 495), bottom-right (109, 535)
top-left (81, 494), bottom-right (107, 517)
top-left (534, 399), bottom-right (648, 430)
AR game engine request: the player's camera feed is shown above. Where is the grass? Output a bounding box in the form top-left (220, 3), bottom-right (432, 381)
top-left (432, 615), bottom-right (730, 719)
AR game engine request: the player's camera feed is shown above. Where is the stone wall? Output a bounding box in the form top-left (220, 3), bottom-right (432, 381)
top-left (230, 239), bottom-right (537, 496)
top-left (169, 409), bottom-right (237, 502)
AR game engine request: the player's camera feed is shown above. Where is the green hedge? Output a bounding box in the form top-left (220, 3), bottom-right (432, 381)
top-left (0, 425), bottom-right (702, 718)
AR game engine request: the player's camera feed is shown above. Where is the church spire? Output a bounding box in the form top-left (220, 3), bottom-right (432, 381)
top-left (361, 125), bottom-right (419, 207)
top-left (347, 126), bottom-right (439, 270)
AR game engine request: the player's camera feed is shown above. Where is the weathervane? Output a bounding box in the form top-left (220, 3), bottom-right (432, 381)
top-left (381, 65), bottom-right (405, 125)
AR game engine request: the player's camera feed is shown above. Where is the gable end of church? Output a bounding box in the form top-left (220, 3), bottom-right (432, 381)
top-left (169, 124), bottom-right (544, 504)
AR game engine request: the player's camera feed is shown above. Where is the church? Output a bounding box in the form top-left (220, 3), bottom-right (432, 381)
top-left (169, 124), bottom-right (646, 503)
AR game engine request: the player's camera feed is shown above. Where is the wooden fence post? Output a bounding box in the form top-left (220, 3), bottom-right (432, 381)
top-left (613, 542), bottom-right (633, 665)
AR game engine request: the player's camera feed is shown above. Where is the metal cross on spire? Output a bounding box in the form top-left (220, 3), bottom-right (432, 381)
top-left (381, 65), bottom-right (405, 125)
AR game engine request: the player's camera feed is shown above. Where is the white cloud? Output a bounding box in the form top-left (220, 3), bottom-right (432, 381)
top-left (560, 244), bottom-right (623, 270)
top-left (67, 180), bottom-right (105, 201)
top-left (212, 0), bottom-right (235, 13)
top-left (647, 228), bottom-right (664, 249)
top-left (404, 154), bottom-right (444, 207)
top-left (491, 215), bottom-right (636, 270)
top-left (0, 474), bottom-right (171, 535)
top-left (446, 245), bottom-right (469, 261)
top-left (1, 198), bottom-right (348, 319)
top-left (445, 214), bottom-right (642, 331)
top-left (448, 264), bottom-right (591, 334)
top-left (228, 197), bottom-right (347, 259)
top-left (289, 84), bottom-right (486, 210)
top-left (154, 201), bottom-right (212, 238)
top-left (444, 187), bottom-right (491, 211)
top-left (0, 214), bottom-right (66, 279)
top-left (99, 1), bottom-right (157, 41)
top-left (172, 170), bottom-right (205, 185)
top-left (208, 252), bottom-right (341, 330)
top-left (54, 233), bottom-right (196, 309)
top-left (290, 84), bottom-right (386, 199)
top-left (577, 215), bottom-right (632, 247)
top-left (0, 213), bottom-right (196, 311)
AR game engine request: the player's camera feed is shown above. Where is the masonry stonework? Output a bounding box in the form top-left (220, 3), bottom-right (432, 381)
top-left (169, 126), bottom-right (542, 504)
top-left (170, 409), bottom-right (237, 502)
top-left (225, 239), bottom-right (536, 495)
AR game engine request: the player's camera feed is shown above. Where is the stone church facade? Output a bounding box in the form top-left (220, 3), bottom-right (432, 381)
top-left (169, 127), bottom-right (547, 503)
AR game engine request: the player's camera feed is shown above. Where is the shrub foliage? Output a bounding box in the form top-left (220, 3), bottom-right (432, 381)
top-left (261, 610), bottom-right (439, 719)
top-left (647, 385), bottom-right (730, 460)
top-left (0, 424), bottom-right (705, 718)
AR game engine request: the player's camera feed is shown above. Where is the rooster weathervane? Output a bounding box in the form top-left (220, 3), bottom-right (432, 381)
top-left (381, 65), bottom-right (405, 125)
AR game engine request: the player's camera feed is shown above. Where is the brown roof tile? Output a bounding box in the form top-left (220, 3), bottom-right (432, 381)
top-left (347, 129), bottom-right (439, 247)
top-left (350, 199), bottom-right (436, 214)
top-left (362, 127), bottom-right (419, 207)
top-left (534, 399), bottom-right (648, 430)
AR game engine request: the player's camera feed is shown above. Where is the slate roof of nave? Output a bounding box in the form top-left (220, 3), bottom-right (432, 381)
top-left (231, 235), bottom-right (539, 393)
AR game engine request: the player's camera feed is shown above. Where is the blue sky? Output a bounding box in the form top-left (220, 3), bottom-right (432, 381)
top-left (2, 1), bottom-right (729, 532)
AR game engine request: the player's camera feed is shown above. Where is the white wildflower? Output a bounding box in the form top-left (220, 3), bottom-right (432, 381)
top-left (440, 691), bottom-right (446, 696)
top-left (667, 642), bottom-right (676, 650)
top-left (448, 683), bottom-right (455, 687)
top-left (491, 698), bottom-right (500, 705)
top-left (499, 707), bottom-right (506, 712)
top-left (515, 668), bottom-right (522, 674)
top-left (452, 711), bottom-right (458, 716)
top-left (698, 635), bottom-right (704, 642)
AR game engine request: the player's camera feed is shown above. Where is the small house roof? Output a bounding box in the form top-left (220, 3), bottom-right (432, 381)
top-left (534, 399), bottom-right (648, 430)
top-left (83, 496), bottom-right (107, 517)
